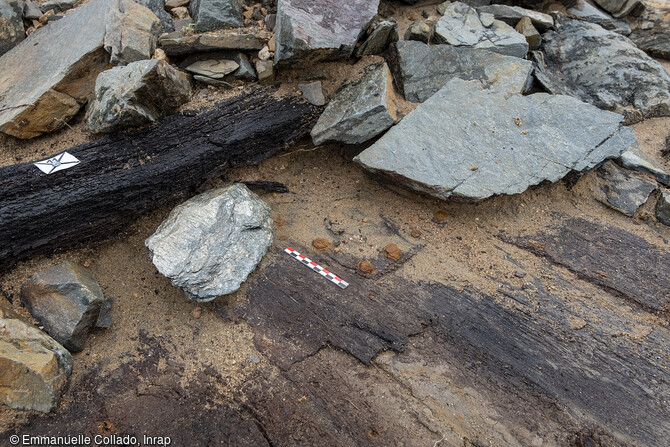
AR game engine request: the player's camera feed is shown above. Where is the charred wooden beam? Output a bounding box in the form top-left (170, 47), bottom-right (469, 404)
top-left (0, 89), bottom-right (320, 271)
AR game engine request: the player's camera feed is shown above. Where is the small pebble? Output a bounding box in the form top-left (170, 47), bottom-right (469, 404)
top-left (514, 271), bottom-right (526, 278)
top-left (357, 261), bottom-right (375, 275)
top-left (192, 307), bottom-right (202, 319)
top-left (383, 244), bottom-right (401, 261)
top-left (433, 210), bottom-right (448, 223)
top-left (410, 229), bottom-right (422, 238)
top-left (249, 354), bottom-right (260, 364)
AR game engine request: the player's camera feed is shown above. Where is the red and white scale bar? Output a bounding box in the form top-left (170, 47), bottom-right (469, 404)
top-left (284, 247), bottom-right (349, 289)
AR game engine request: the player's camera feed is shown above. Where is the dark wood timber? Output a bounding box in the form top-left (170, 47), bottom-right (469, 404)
top-left (0, 89), bottom-right (319, 271)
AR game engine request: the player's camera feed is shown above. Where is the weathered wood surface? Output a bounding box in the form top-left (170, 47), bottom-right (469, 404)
top-left (228, 243), bottom-right (670, 446)
top-left (504, 216), bottom-right (670, 314)
top-left (0, 89), bottom-right (319, 271)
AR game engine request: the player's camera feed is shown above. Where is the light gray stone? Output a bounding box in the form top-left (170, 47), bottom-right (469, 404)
top-left (311, 62), bottom-right (397, 146)
top-left (355, 19), bottom-right (398, 56)
top-left (145, 184), bottom-right (274, 302)
top-left (655, 190), bottom-right (670, 225)
top-left (23, 0), bottom-right (41, 19)
top-left (534, 19), bottom-right (670, 121)
top-left (596, 161), bottom-right (657, 216)
top-left (20, 261), bottom-right (107, 352)
top-left (256, 59), bottom-right (274, 85)
top-left (354, 79), bottom-right (638, 202)
top-left (629, 0), bottom-right (670, 59)
top-left (618, 146), bottom-right (670, 185)
top-left (186, 59), bottom-right (239, 78)
top-left (104, 0), bottom-right (161, 65)
top-left (86, 59), bottom-right (192, 133)
top-left (274, 0), bottom-right (380, 66)
top-left (433, 2), bottom-right (529, 58)
top-left (299, 81), bottom-right (326, 106)
top-left (180, 51), bottom-right (256, 81)
top-left (159, 32), bottom-right (264, 55)
top-left (0, 0), bottom-right (24, 56)
top-left (592, 0), bottom-right (642, 17)
top-left (0, 0), bottom-right (113, 139)
top-left (567, 0), bottom-right (631, 34)
top-left (477, 4), bottom-right (554, 31)
top-left (0, 302), bottom-right (73, 413)
top-left (189, 0), bottom-right (243, 32)
top-left (138, 0), bottom-right (175, 33)
top-left (40, 0), bottom-right (75, 12)
top-left (389, 40), bottom-right (533, 103)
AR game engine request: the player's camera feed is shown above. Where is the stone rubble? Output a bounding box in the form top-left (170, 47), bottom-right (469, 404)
top-left (595, 161), bottom-right (657, 216)
top-left (0, 0), bottom-right (24, 56)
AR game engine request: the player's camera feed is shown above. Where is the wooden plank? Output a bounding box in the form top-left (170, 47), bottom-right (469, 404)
top-left (0, 89), bottom-right (319, 271)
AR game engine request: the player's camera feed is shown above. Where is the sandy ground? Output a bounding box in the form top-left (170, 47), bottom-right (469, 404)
top-left (1, 2), bottom-right (670, 443)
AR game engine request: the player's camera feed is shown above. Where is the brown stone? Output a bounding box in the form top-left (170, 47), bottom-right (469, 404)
top-left (356, 261), bottom-right (375, 274)
top-left (433, 210), bottom-right (448, 223)
top-left (165, 0), bottom-right (188, 8)
top-left (383, 244), bottom-right (401, 261)
top-left (410, 229), bottom-right (422, 238)
top-left (312, 238), bottom-right (330, 250)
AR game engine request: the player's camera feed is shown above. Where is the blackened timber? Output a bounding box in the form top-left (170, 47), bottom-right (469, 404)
top-left (0, 89), bottom-right (320, 271)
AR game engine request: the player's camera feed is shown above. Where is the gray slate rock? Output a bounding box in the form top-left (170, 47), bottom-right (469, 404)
top-left (567, 0), bottom-right (631, 34)
top-left (189, 0), bottom-right (243, 32)
top-left (311, 62), bottom-right (397, 146)
top-left (534, 19), bottom-right (670, 121)
top-left (145, 184), bottom-right (274, 302)
top-left (256, 59), bottom-right (274, 84)
top-left (137, 0), bottom-right (175, 32)
top-left (299, 81), bottom-right (326, 106)
top-left (159, 31), bottom-right (264, 55)
top-left (274, 0), bottom-right (380, 66)
top-left (618, 146), bottom-right (670, 185)
top-left (388, 40), bottom-right (533, 103)
top-left (0, 0), bottom-right (24, 57)
top-left (477, 4), bottom-right (554, 31)
top-left (23, 0), bottom-right (40, 18)
top-left (355, 19), bottom-right (398, 56)
top-left (186, 59), bottom-right (239, 78)
top-left (596, 161), bottom-right (657, 216)
top-left (629, 0), bottom-right (670, 60)
top-left (20, 261), bottom-right (107, 352)
top-left (104, 0), bottom-right (161, 65)
top-left (655, 190), bottom-right (670, 226)
top-left (0, 0), bottom-right (113, 139)
top-left (180, 51), bottom-right (256, 81)
top-left (354, 79), bottom-right (637, 202)
top-left (433, 2), bottom-right (529, 58)
top-left (40, 0), bottom-right (75, 12)
top-left (0, 302), bottom-right (73, 413)
top-left (86, 59), bottom-right (192, 133)
top-left (592, 0), bottom-right (642, 17)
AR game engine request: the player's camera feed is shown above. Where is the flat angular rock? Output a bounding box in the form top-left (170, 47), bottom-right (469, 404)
top-left (145, 184), bottom-right (274, 302)
top-left (567, 0), bottom-right (631, 34)
top-left (311, 62), bottom-right (397, 146)
top-left (0, 0), bottom-right (24, 56)
top-left (180, 50), bottom-right (256, 81)
top-left (404, 19), bottom-right (434, 43)
top-left (86, 59), bottom-right (192, 133)
top-left (274, 0), bottom-right (380, 66)
top-left (186, 59), bottom-right (239, 78)
top-left (40, 0), bottom-right (75, 12)
top-left (159, 31), bottom-right (264, 55)
top-left (388, 40), bottom-right (532, 103)
top-left (0, 0), bottom-right (113, 139)
top-left (137, 0), bottom-right (175, 32)
top-left (298, 81), bottom-right (326, 106)
top-left (629, 0), bottom-right (670, 59)
top-left (354, 79), bottom-right (637, 201)
top-left (592, 0), bottom-right (642, 17)
top-left (516, 16), bottom-right (541, 50)
top-left (534, 19), bottom-right (670, 121)
top-left (655, 190), bottom-right (670, 225)
top-left (256, 59), bottom-right (274, 84)
top-left (0, 302), bottom-right (73, 413)
top-left (595, 161), bottom-right (657, 215)
top-left (104, 0), bottom-right (161, 65)
top-left (23, 0), bottom-right (41, 19)
top-left (618, 146), bottom-right (670, 185)
top-left (355, 19), bottom-right (398, 56)
top-left (20, 261), bottom-right (107, 352)
top-left (189, 0), bottom-right (243, 32)
top-left (433, 2), bottom-right (529, 58)
top-left (477, 4), bottom-right (554, 30)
